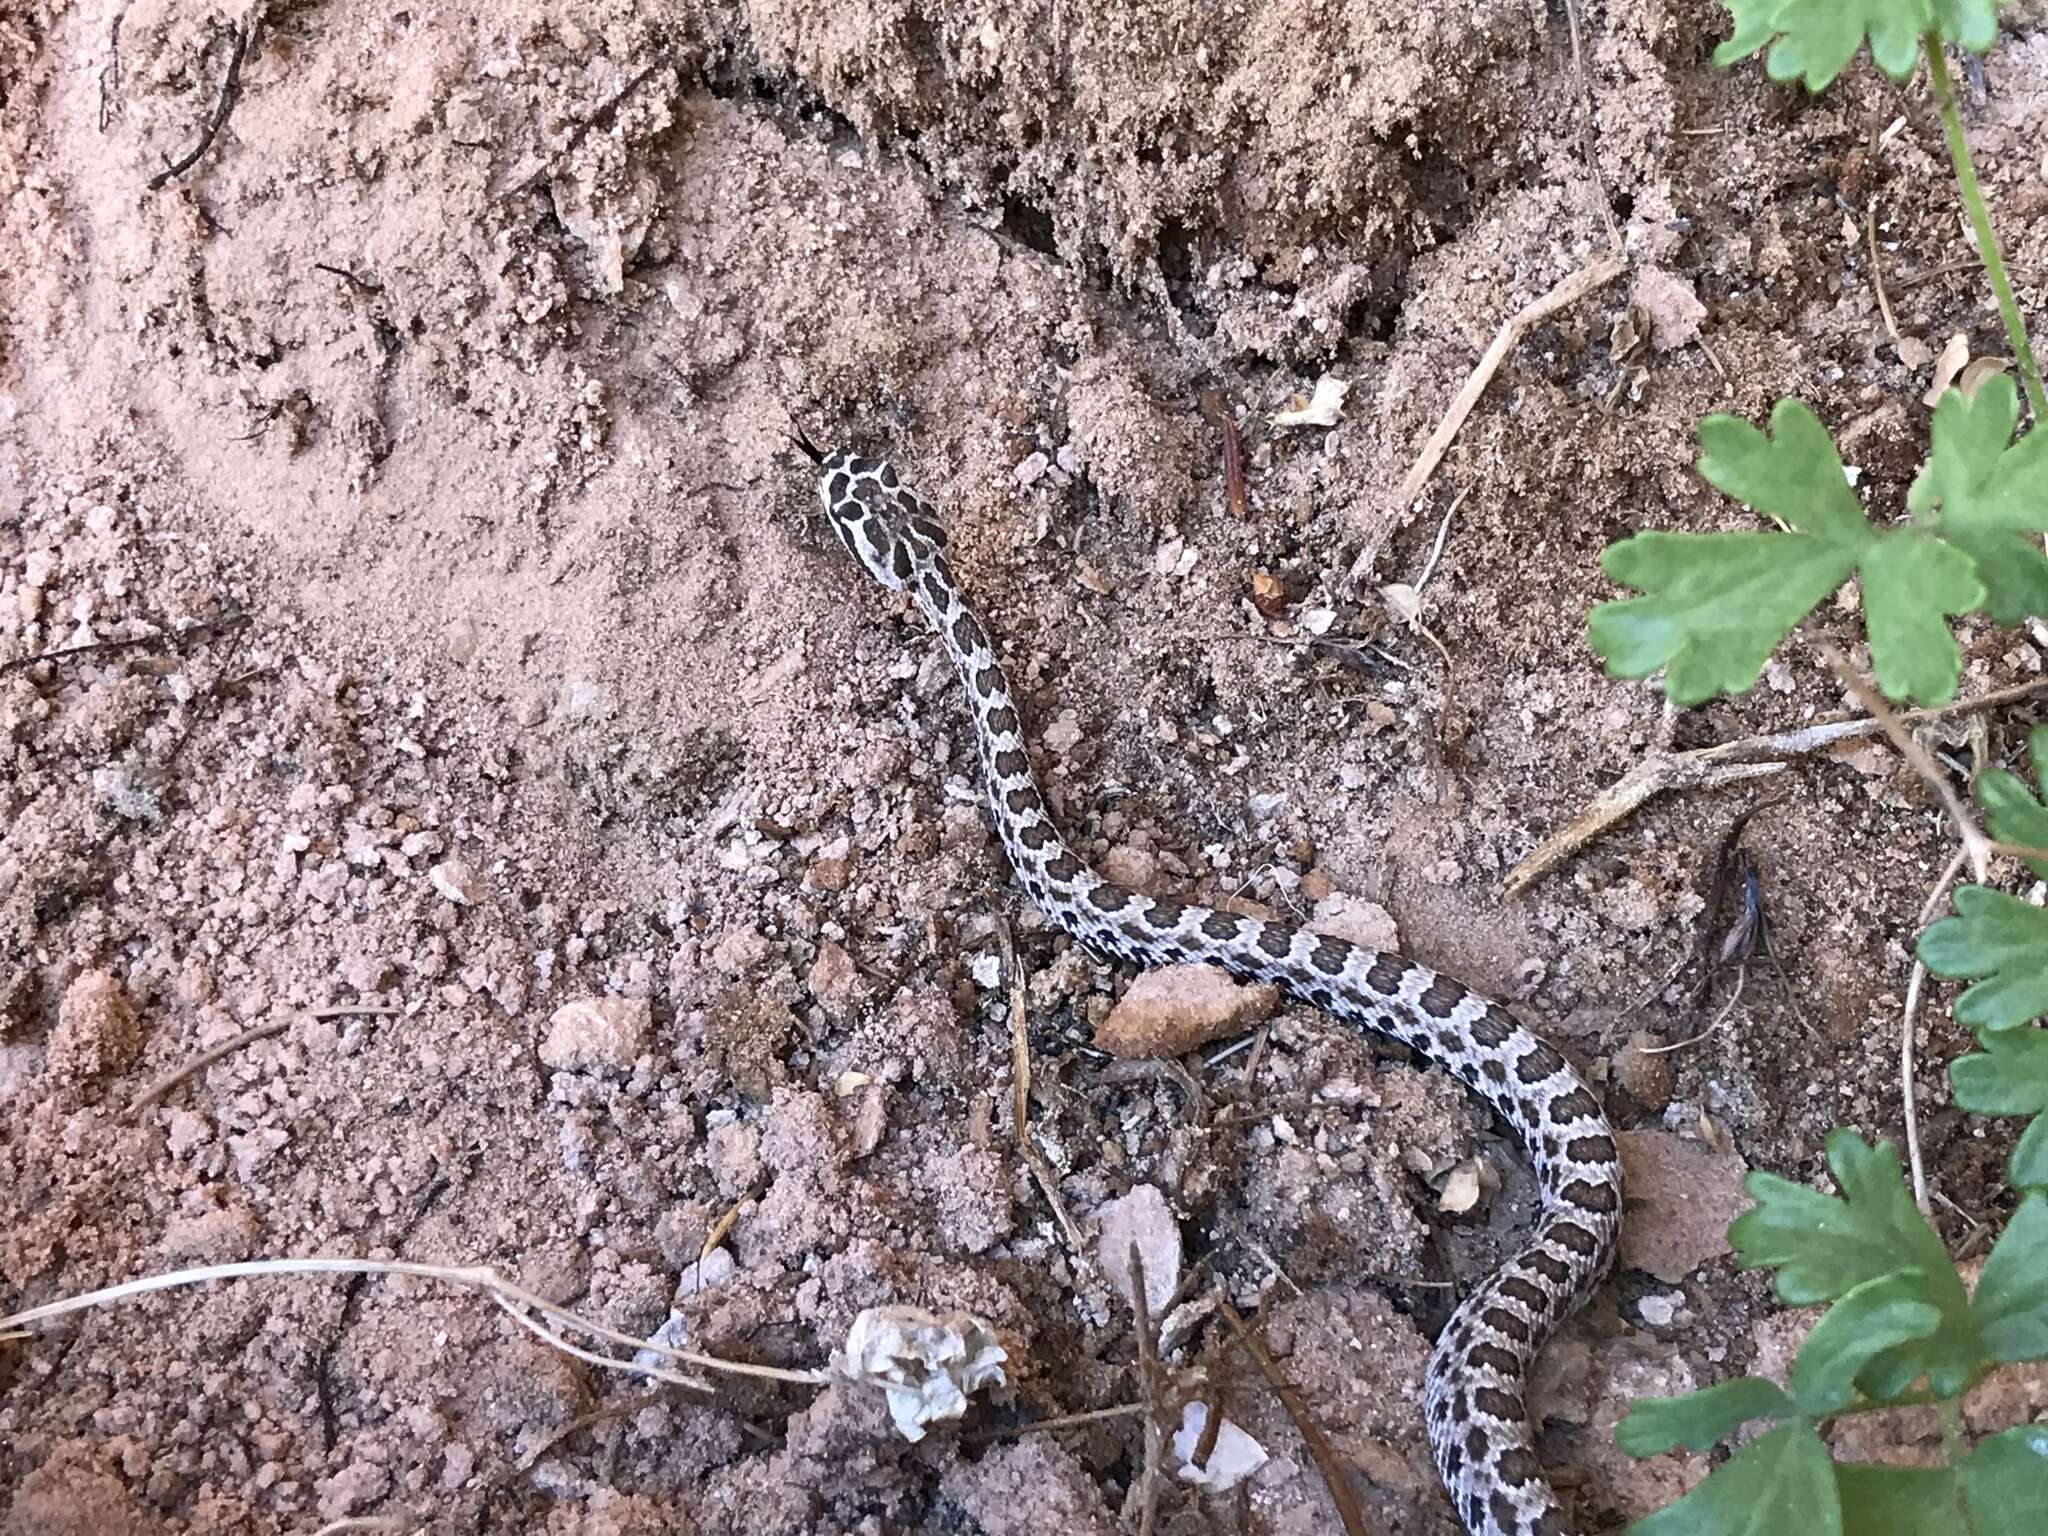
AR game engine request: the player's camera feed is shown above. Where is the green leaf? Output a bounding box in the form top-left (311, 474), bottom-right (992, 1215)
top-left (1697, 402), bottom-right (1874, 539)
top-left (1789, 1271), bottom-right (1942, 1413)
top-left (1733, 1132), bottom-right (1985, 1398)
top-left (1974, 1195), bottom-right (2048, 1362)
top-left (1957, 1424), bottom-right (2048, 1533)
top-left (1835, 1427), bottom-right (2048, 1535)
top-left (1627, 1422), bottom-right (1840, 1536)
top-left (1591, 401), bottom-right (1985, 705)
top-left (1910, 380), bottom-right (2048, 624)
top-left (1733, 1133), bottom-right (1942, 1300)
top-left (1949, 1026), bottom-right (2048, 1115)
top-left (2012, 1112), bottom-right (2048, 1191)
top-left (1590, 532), bottom-right (1860, 704)
top-left (1918, 887), bottom-right (2048, 1031)
top-left (1949, 1028), bottom-right (2048, 1193)
top-left (1715, 1), bottom-right (2003, 90)
top-left (1834, 1463), bottom-right (1962, 1535)
top-left (1858, 534), bottom-right (1983, 704)
top-left (1972, 724), bottom-right (2048, 884)
top-left (1616, 1377), bottom-right (1793, 1456)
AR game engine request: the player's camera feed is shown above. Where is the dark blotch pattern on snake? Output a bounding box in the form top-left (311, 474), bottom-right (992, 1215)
top-left (810, 445), bottom-right (1622, 1536)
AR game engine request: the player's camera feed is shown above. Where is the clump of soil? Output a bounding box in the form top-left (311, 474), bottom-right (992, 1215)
top-left (4, 3), bottom-right (2047, 1533)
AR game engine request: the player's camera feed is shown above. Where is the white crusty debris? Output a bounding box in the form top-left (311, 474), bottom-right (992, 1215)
top-left (1269, 374), bottom-right (1349, 428)
top-left (837, 1305), bottom-right (1008, 1441)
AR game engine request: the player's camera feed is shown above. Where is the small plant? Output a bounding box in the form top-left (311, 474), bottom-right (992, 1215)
top-left (1586, 4), bottom-right (2048, 1532)
top-left (1922, 725), bottom-right (2048, 1188)
top-left (1616, 1133), bottom-right (2048, 1532)
top-left (1589, 1), bottom-right (2045, 710)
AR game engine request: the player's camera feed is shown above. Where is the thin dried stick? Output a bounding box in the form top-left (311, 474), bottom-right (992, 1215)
top-left (1866, 205), bottom-right (1900, 341)
top-left (1903, 846), bottom-right (1971, 1214)
top-left (148, 20), bottom-right (250, 190)
top-left (0, 1258), bottom-right (831, 1389)
top-left (125, 1020), bottom-right (286, 1118)
top-left (1129, 1245), bottom-right (1163, 1536)
top-left (1503, 675), bottom-right (2048, 896)
top-left (501, 55), bottom-right (673, 198)
top-left (1818, 646), bottom-right (1990, 883)
top-left (971, 1402), bottom-right (1149, 1440)
top-left (1398, 253), bottom-right (1628, 508)
top-left (505, 1386), bottom-right (670, 1478)
top-left (994, 912), bottom-right (1093, 1269)
top-left (1560, 0), bottom-right (1621, 254)
top-left (699, 1197), bottom-right (745, 1269)
top-left (1216, 1298), bottom-right (1374, 1536)
top-left (125, 1004), bottom-right (399, 1120)
top-left (0, 614), bottom-right (248, 676)
top-left (1636, 966), bottom-right (1748, 1056)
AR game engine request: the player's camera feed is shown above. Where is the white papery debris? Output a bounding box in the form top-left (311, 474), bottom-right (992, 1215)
top-left (1270, 374), bottom-right (1349, 428)
top-left (837, 1305), bottom-right (1007, 1441)
top-left (1096, 1185), bottom-right (1183, 1318)
top-left (1173, 1401), bottom-right (1269, 1489)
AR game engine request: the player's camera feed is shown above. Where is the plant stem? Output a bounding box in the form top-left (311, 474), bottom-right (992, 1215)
top-left (1941, 1396), bottom-right (1977, 1535)
top-left (1941, 1394), bottom-right (1967, 1467)
top-left (1924, 36), bottom-right (2047, 423)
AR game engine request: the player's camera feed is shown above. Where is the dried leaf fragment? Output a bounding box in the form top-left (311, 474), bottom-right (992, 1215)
top-left (837, 1306), bottom-right (1008, 1442)
top-left (1270, 375), bottom-right (1350, 429)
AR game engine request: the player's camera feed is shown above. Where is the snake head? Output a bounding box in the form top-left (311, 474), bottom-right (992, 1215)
top-left (814, 448), bottom-right (948, 594)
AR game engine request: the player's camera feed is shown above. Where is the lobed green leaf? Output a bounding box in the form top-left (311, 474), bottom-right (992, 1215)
top-left (1715, 1), bottom-right (2003, 91)
top-left (1918, 887), bottom-right (2048, 1032)
top-left (1615, 1377), bottom-right (1793, 1457)
top-left (1591, 400), bottom-right (1990, 706)
top-left (1627, 1421), bottom-right (1839, 1536)
top-left (1974, 1195), bottom-right (2048, 1363)
top-left (1590, 532), bottom-right (1858, 705)
top-left (1832, 1428), bottom-right (2048, 1534)
top-left (1948, 1028), bottom-right (2048, 1193)
top-left (1955, 1423), bottom-right (2048, 1531)
top-left (1833, 1463), bottom-right (1963, 1535)
top-left (1789, 1271), bottom-right (1942, 1414)
top-left (1910, 379), bottom-right (2048, 624)
top-left (1733, 1133), bottom-right (1984, 1397)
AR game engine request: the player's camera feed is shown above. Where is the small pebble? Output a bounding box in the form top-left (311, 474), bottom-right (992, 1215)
top-left (540, 996), bottom-right (652, 1073)
top-left (1091, 964), bottom-right (1280, 1057)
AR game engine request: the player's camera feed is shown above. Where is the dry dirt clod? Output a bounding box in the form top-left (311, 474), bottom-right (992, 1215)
top-left (1091, 963), bottom-right (1282, 1057)
top-left (1617, 1129), bottom-right (1751, 1284)
top-left (540, 996), bottom-right (652, 1074)
top-left (47, 970), bottom-right (143, 1082)
top-left (1096, 1184), bottom-right (1182, 1318)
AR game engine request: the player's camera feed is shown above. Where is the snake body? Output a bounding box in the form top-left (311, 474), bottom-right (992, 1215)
top-left (808, 445), bottom-right (1622, 1536)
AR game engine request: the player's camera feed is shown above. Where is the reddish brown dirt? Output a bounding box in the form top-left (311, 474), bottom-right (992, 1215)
top-left (4, 3), bottom-right (2047, 1533)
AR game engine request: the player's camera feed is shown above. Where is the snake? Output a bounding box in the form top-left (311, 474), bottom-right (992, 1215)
top-left (800, 439), bottom-right (1623, 1536)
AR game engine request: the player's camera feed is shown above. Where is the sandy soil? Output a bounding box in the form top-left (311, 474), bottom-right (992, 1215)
top-left (4, 2), bottom-right (2047, 1532)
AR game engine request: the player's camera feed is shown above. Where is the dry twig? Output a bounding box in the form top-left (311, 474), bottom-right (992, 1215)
top-left (1, 614), bottom-right (248, 677)
top-left (148, 20), bottom-right (251, 191)
top-left (1818, 646), bottom-right (1991, 883)
top-left (1502, 675), bottom-right (2048, 895)
top-left (1560, 0), bottom-right (1621, 254)
top-left (0, 1258), bottom-right (830, 1391)
top-left (1200, 388), bottom-right (1249, 518)
top-left (1216, 1298), bottom-right (1373, 1536)
top-left (1397, 254), bottom-right (1629, 509)
top-left (1902, 847), bottom-right (1971, 1214)
top-left (994, 911), bottom-right (1093, 1269)
top-left (125, 1004), bottom-right (398, 1120)
top-left (500, 55), bottom-right (673, 199)
top-left (1866, 205), bottom-right (1900, 341)
top-left (1128, 1245), bottom-right (1164, 1536)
